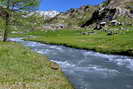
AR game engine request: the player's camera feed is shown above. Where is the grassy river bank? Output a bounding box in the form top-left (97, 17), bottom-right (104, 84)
top-left (0, 42), bottom-right (74, 89)
top-left (23, 28), bottom-right (133, 56)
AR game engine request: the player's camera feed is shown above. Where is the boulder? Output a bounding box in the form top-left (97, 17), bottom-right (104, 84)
top-left (107, 31), bottom-right (118, 36)
top-left (111, 20), bottom-right (121, 26)
top-left (81, 31), bottom-right (96, 35)
top-left (50, 62), bottom-right (59, 70)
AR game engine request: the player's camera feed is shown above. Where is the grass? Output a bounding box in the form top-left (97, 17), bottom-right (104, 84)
top-left (21, 27), bottom-right (133, 56)
top-left (0, 42), bottom-right (74, 89)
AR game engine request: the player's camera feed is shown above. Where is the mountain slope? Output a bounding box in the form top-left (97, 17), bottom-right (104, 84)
top-left (81, 0), bottom-right (133, 27)
top-left (43, 0), bottom-right (133, 29)
top-left (107, 0), bottom-right (133, 8)
top-left (45, 6), bottom-right (98, 28)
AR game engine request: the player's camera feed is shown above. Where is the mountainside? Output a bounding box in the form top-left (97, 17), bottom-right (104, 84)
top-left (81, 0), bottom-right (133, 27)
top-left (107, 0), bottom-right (133, 8)
top-left (44, 6), bottom-right (98, 28)
top-left (44, 0), bottom-right (133, 29)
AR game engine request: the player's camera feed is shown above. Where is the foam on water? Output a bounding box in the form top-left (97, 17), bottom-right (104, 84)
top-left (51, 60), bottom-right (119, 78)
top-left (83, 51), bottom-right (133, 71)
top-left (51, 60), bottom-right (76, 68)
top-left (109, 58), bottom-right (133, 71)
top-left (49, 45), bottom-right (58, 49)
top-left (9, 38), bottom-right (23, 42)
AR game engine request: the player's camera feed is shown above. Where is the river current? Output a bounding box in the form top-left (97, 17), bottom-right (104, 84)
top-left (10, 38), bottom-right (133, 89)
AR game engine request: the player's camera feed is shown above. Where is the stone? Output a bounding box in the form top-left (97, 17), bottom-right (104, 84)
top-left (107, 31), bottom-right (118, 36)
top-left (81, 32), bottom-right (89, 35)
top-left (111, 20), bottom-right (121, 26)
top-left (100, 22), bottom-right (107, 27)
top-left (81, 31), bottom-right (96, 35)
top-left (50, 62), bottom-right (59, 70)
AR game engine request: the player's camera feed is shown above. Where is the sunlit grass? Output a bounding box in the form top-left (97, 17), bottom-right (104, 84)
top-left (0, 42), bottom-right (74, 89)
top-left (25, 28), bottom-right (133, 56)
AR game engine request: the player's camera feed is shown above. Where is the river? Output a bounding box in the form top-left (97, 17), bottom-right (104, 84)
top-left (10, 38), bottom-right (133, 89)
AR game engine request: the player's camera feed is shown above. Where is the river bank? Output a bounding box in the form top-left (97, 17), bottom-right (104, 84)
top-left (23, 29), bottom-right (133, 56)
top-left (0, 41), bottom-right (74, 89)
top-left (11, 38), bottom-right (133, 89)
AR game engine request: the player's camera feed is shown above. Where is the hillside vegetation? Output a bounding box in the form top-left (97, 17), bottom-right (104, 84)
top-left (45, 6), bottom-right (98, 28)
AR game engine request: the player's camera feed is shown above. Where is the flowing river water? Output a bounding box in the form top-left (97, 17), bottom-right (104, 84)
top-left (10, 38), bottom-right (133, 89)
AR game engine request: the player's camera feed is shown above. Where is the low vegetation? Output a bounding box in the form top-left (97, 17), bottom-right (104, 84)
top-left (0, 42), bottom-right (74, 89)
top-left (22, 26), bottom-right (133, 56)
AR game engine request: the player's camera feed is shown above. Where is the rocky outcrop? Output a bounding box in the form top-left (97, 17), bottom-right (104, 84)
top-left (81, 7), bottom-right (117, 27)
top-left (43, 0), bottom-right (133, 29)
top-left (42, 24), bottom-right (65, 30)
top-left (81, 0), bottom-right (133, 28)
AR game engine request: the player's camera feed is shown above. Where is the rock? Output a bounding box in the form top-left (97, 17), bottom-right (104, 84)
top-left (43, 24), bottom-right (65, 30)
top-left (94, 24), bottom-right (102, 30)
top-left (107, 31), bottom-right (118, 35)
top-left (107, 31), bottom-right (113, 35)
top-left (81, 32), bottom-right (89, 35)
top-left (81, 31), bottom-right (96, 35)
top-left (50, 62), bottom-right (59, 70)
top-left (111, 20), bottom-right (121, 26)
top-left (100, 22), bottom-right (107, 25)
top-left (81, 7), bottom-right (117, 27)
top-left (81, 0), bottom-right (133, 27)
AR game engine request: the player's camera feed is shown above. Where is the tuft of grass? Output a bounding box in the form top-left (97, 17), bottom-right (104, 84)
top-left (0, 42), bottom-right (74, 89)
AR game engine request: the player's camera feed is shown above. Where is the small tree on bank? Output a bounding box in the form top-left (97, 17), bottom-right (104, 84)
top-left (0, 0), bottom-right (40, 42)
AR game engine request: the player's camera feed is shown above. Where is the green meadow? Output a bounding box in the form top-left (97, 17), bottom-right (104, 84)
top-left (0, 42), bottom-right (74, 89)
top-left (23, 27), bottom-right (133, 56)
